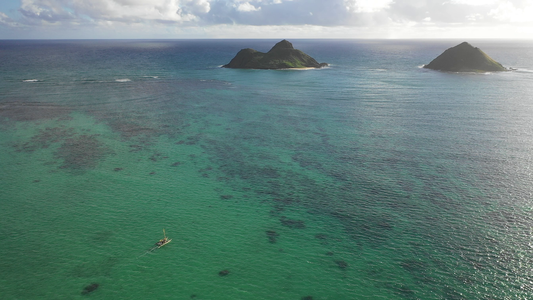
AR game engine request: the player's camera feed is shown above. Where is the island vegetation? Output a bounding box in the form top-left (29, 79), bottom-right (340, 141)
top-left (424, 42), bottom-right (507, 72)
top-left (223, 40), bottom-right (328, 69)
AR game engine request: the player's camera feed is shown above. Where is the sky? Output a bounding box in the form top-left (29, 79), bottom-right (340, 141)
top-left (0, 0), bottom-right (532, 39)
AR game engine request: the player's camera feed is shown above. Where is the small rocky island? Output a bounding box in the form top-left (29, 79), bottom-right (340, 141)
top-left (223, 40), bottom-right (328, 69)
top-left (424, 42), bottom-right (507, 72)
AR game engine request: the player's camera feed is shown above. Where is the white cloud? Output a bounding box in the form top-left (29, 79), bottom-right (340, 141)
top-left (451, 0), bottom-right (499, 5)
top-left (488, 0), bottom-right (533, 22)
top-left (236, 2), bottom-right (261, 12)
top-left (19, 0), bottom-right (76, 23)
top-left (10, 0), bottom-right (533, 27)
top-left (16, 0), bottom-right (213, 25)
top-left (2, 0), bottom-right (533, 38)
top-left (345, 0), bottom-right (394, 13)
top-left (0, 11), bottom-right (21, 27)
top-left (466, 13), bottom-right (483, 21)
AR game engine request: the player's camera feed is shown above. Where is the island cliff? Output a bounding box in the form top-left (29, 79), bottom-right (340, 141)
top-left (424, 42), bottom-right (506, 72)
top-left (424, 42), bottom-right (507, 72)
top-left (223, 40), bottom-right (328, 69)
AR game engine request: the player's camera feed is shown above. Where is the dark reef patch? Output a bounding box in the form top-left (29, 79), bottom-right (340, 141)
top-left (218, 269), bottom-right (230, 276)
top-left (55, 134), bottom-right (112, 171)
top-left (266, 230), bottom-right (280, 243)
top-left (91, 231), bottom-right (113, 243)
top-left (315, 233), bottom-right (330, 245)
top-left (269, 204), bottom-right (285, 217)
top-left (81, 283), bottom-right (99, 295)
top-left (107, 118), bottom-right (158, 139)
top-left (149, 152), bottom-right (165, 162)
top-left (129, 144), bottom-right (144, 152)
top-left (185, 135), bottom-right (202, 145)
top-left (14, 126), bottom-right (76, 153)
top-left (393, 284), bottom-right (416, 299)
top-left (301, 296), bottom-right (314, 300)
top-left (0, 101), bottom-right (71, 123)
top-left (331, 209), bottom-right (395, 247)
top-left (400, 259), bottom-right (429, 282)
top-left (335, 260), bottom-right (348, 269)
top-left (280, 216), bottom-right (306, 229)
top-left (11, 126), bottom-right (113, 173)
top-left (315, 233), bottom-right (328, 240)
top-left (292, 152), bottom-right (324, 170)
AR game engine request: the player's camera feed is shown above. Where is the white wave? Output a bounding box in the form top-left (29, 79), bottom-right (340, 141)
top-left (282, 65), bottom-right (330, 71)
top-left (513, 68), bottom-right (533, 73)
top-left (115, 78), bottom-right (131, 82)
top-left (23, 79), bottom-right (40, 82)
top-left (221, 65), bottom-right (330, 71)
top-left (142, 76), bottom-right (159, 78)
top-left (283, 67), bottom-right (317, 71)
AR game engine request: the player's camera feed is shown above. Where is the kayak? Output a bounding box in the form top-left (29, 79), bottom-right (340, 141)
top-left (157, 238), bottom-right (172, 248)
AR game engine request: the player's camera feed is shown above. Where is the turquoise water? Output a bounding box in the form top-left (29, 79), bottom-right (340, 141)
top-left (1, 39), bottom-right (533, 299)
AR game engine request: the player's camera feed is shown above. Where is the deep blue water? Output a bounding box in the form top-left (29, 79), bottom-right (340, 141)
top-left (1, 39), bottom-right (533, 299)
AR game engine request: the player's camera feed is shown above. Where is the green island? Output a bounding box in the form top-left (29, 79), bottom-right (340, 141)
top-left (223, 40), bottom-right (328, 69)
top-left (424, 42), bottom-right (507, 72)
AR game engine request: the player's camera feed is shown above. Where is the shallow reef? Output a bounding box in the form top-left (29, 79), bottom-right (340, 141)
top-left (55, 134), bottom-right (113, 171)
top-left (335, 260), bottom-right (348, 269)
top-left (81, 283), bottom-right (99, 295)
top-left (14, 126), bottom-right (75, 153)
top-left (266, 230), bottom-right (280, 243)
top-left (0, 101), bottom-right (71, 123)
top-left (280, 216), bottom-right (306, 229)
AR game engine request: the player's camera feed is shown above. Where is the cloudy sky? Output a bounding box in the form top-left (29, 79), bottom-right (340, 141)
top-left (0, 0), bottom-right (532, 39)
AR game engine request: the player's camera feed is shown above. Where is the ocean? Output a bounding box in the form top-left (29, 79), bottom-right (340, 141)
top-left (1, 39), bottom-right (533, 299)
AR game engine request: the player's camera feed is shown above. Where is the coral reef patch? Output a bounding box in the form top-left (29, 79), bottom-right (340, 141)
top-left (55, 134), bottom-right (112, 171)
top-left (0, 101), bottom-right (71, 123)
top-left (266, 230), bottom-right (280, 243)
top-left (81, 283), bottom-right (99, 295)
top-left (280, 216), bottom-right (306, 229)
